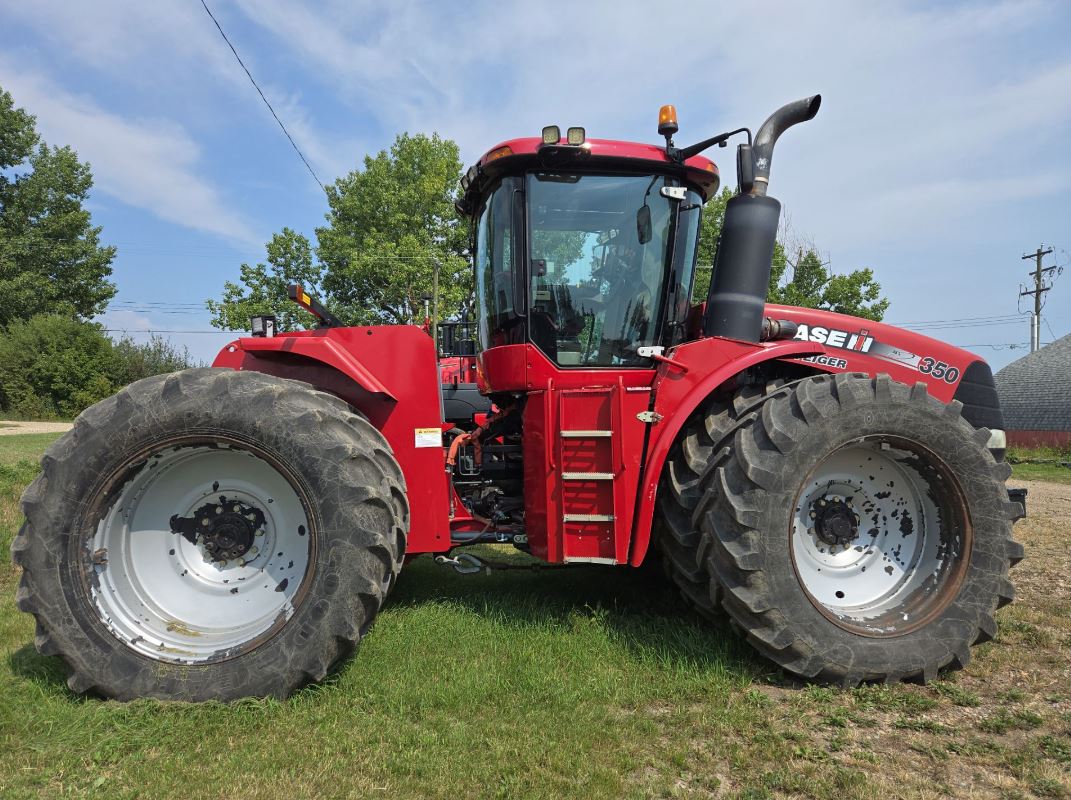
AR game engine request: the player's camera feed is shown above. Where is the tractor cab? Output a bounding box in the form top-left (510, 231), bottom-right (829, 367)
top-left (456, 128), bottom-right (719, 384)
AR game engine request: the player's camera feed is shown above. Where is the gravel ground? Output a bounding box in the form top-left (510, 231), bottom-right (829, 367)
top-left (1016, 477), bottom-right (1071, 521)
top-left (0, 421), bottom-right (73, 436)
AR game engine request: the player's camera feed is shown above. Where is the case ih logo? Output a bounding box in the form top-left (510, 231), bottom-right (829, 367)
top-left (793, 324), bottom-right (874, 352)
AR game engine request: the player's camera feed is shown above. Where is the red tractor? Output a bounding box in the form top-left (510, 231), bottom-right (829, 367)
top-left (14, 96), bottom-right (1024, 701)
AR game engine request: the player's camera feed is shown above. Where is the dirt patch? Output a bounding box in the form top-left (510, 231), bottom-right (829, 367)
top-left (0, 421), bottom-right (73, 436)
top-left (630, 479), bottom-right (1071, 799)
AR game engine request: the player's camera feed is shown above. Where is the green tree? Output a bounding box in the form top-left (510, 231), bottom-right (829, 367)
top-left (693, 188), bottom-right (733, 299)
top-left (774, 248), bottom-right (889, 321)
top-left (532, 230), bottom-right (587, 279)
top-left (210, 133), bottom-right (470, 332)
top-left (0, 314), bottom-right (116, 418)
top-left (0, 87), bottom-right (116, 326)
top-left (692, 187), bottom-right (888, 321)
top-left (318, 133), bottom-right (469, 326)
top-left (110, 335), bottom-right (199, 387)
top-left (206, 228), bottom-right (320, 331)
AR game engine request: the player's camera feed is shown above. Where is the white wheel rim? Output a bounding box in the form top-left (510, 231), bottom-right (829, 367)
top-left (88, 442), bottom-right (312, 664)
top-left (790, 438), bottom-right (970, 636)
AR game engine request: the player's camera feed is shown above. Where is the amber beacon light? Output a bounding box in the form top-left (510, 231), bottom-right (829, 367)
top-left (657, 104), bottom-right (678, 137)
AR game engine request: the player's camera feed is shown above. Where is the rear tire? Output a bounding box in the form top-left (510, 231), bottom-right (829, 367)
top-left (691, 373), bottom-right (1023, 684)
top-left (12, 368), bottom-right (408, 701)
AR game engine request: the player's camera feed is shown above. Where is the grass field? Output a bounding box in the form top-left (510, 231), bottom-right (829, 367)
top-left (1008, 446), bottom-right (1071, 486)
top-left (1, 432), bottom-right (1068, 799)
top-left (0, 433), bottom-right (66, 466)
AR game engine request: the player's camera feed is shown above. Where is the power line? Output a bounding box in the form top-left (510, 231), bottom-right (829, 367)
top-left (888, 313), bottom-right (1022, 325)
top-left (901, 320), bottom-right (1026, 332)
top-left (103, 328), bottom-right (232, 335)
top-left (886, 314), bottom-right (1024, 330)
top-left (950, 342), bottom-right (1030, 350)
top-left (108, 309), bottom-right (208, 315)
top-left (198, 0), bottom-right (325, 193)
top-left (1043, 318), bottom-right (1060, 343)
top-left (111, 304), bottom-right (206, 310)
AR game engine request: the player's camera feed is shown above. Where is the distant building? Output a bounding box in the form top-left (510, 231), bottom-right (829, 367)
top-left (995, 334), bottom-right (1071, 447)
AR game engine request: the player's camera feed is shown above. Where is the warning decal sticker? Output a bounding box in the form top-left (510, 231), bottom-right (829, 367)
top-left (414, 427), bottom-right (442, 448)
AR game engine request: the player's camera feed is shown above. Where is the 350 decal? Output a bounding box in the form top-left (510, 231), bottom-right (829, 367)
top-left (918, 357), bottom-right (960, 383)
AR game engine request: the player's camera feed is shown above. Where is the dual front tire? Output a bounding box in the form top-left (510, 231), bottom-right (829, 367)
top-left (13, 369), bottom-right (408, 701)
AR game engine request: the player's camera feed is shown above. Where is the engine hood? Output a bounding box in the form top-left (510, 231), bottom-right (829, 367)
top-left (765, 303), bottom-right (983, 405)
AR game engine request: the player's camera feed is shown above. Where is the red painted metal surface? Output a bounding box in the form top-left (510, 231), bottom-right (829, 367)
top-left (629, 337), bottom-right (824, 566)
top-left (476, 137), bottom-right (718, 195)
top-left (625, 309), bottom-right (990, 566)
top-left (212, 326), bottom-right (451, 554)
top-left (765, 304), bottom-right (982, 403)
top-left (210, 307), bottom-right (998, 570)
top-left (439, 355), bottom-right (478, 385)
top-left (477, 345), bottom-right (654, 563)
top-left (469, 138), bottom-right (719, 200)
top-left (477, 137), bottom-right (715, 171)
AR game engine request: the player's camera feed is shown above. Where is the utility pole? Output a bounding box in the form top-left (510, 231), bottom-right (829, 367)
top-left (1019, 245), bottom-right (1056, 352)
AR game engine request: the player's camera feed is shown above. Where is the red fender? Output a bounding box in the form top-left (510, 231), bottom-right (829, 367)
top-left (629, 337), bottom-right (823, 566)
top-left (212, 326), bottom-right (451, 554)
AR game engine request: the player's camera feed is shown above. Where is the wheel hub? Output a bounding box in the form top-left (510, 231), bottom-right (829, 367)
top-left (811, 496), bottom-right (859, 547)
top-left (171, 496), bottom-right (266, 563)
top-left (791, 439), bottom-right (965, 637)
top-left (91, 443), bottom-right (311, 665)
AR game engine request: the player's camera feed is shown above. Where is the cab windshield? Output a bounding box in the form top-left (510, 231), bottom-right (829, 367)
top-left (528, 172), bottom-right (694, 367)
top-left (473, 172), bottom-right (700, 367)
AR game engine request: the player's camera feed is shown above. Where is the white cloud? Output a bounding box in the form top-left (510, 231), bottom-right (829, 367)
top-left (1, 65), bottom-right (259, 245)
top-left (264, 87), bottom-right (365, 183)
top-left (225, 0), bottom-right (1071, 365)
top-left (4, 0), bottom-right (1068, 366)
top-left (0, 0), bottom-right (240, 89)
top-left (0, 0), bottom-right (364, 190)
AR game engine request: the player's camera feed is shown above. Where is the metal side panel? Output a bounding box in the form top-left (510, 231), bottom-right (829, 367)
top-left (213, 326), bottom-right (451, 554)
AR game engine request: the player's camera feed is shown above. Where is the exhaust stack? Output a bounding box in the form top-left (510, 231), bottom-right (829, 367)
top-left (702, 95), bottom-right (821, 342)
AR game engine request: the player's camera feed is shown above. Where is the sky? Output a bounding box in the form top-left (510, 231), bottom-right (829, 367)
top-left (1, 0), bottom-right (1069, 371)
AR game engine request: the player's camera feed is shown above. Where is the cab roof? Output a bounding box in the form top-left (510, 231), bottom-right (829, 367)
top-left (456, 136), bottom-right (720, 216)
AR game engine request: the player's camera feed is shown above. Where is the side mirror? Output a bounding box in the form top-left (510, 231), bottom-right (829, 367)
top-left (736, 143), bottom-right (754, 195)
top-left (636, 205), bottom-right (652, 245)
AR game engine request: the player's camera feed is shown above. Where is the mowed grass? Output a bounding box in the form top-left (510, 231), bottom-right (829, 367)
top-left (0, 432), bottom-right (63, 466)
top-left (1010, 446), bottom-right (1071, 486)
top-left (1, 434), bottom-right (1069, 799)
top-left (1013, 463), bottom-right (1071, 485)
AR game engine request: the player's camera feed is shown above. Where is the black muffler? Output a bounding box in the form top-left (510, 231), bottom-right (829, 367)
top-left (702, 95), bottom-right (821, 342)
